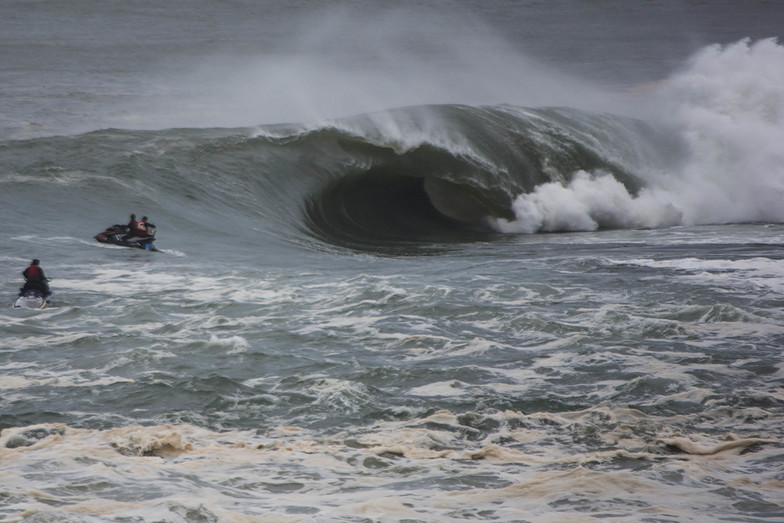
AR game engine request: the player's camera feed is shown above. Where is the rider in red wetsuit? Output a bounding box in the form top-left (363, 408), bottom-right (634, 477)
top-left (136, 216), bottom-right (149, 236)
top-left (124, 213), bottom-right (149, 240)
top-left (20, 259), bottom-right (51, 297)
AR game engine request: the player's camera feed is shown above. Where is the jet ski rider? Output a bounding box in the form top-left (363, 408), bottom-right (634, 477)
top-left (124, 213), bottom-right (149, 240)
top-left (20, 259), bottom-right (51, 297)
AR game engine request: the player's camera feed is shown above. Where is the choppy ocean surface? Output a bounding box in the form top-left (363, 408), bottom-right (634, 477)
top-left (2, 1), bottom-right (784, 521)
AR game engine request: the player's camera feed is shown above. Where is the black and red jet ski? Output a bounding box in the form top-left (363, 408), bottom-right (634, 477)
top-left (95, 223), bottom-right (158, 251)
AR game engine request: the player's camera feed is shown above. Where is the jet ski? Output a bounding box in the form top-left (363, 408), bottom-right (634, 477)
top-left (95, 223), bottom-right (158, 251)
top-left (14, 290), bottom-right (48, 309)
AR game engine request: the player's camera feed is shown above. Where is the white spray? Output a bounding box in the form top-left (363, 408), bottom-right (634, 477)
top-left (494, 38), bottom-right (784, 233)
top-left (662, 38), bottom-right (784, 225)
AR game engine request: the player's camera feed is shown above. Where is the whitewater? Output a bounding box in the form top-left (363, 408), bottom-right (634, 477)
top-left (1, 1), bottom-right (783, 521)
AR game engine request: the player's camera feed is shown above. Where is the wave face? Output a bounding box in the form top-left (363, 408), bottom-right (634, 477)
top-left (1, 104), bottom-right (681, 255)
top-left (296, 105), bottom-right (682, 251)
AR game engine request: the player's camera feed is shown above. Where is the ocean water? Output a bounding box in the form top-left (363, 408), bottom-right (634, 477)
top-left (2, 1), bottom-right (784, 521)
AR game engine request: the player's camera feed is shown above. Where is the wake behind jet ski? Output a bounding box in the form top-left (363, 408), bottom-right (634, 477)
top-left (95, 214), bottom-right (158, 251)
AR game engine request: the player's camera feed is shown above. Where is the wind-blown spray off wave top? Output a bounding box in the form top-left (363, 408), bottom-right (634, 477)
top-left (265, 39), bottom-right (783, 252)
top-left (266, 38), bottom-right (784, 252)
